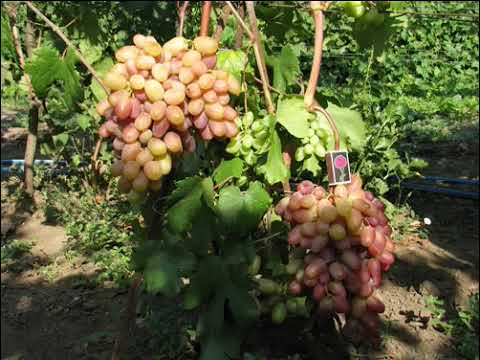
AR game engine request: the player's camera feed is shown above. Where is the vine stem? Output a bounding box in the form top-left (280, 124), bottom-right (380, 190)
top-left (10, 6), bottom-right (41, 198)
top-left (245, 2), bottom-right (275, 115)
top-left (177, 1), bottom-right (189, 37)
top-left (304, 1), bottom-right (325, 110)
top-left (199, 1), bottom-right (212, 36)
top-left (313, 104), bottom-right (340, 151)
top-left (214, 3), bottom-right (232, 41)
top-left (234, 4), bottom-right (245, 48)
top-left (111, 275), bottom-right (144, 360)
top-left (225, 2), bottom-right (254, 39)
top-left (25, 1), bottom-right (109, 95)
top-left (227, 1), bottom-right (288, 190)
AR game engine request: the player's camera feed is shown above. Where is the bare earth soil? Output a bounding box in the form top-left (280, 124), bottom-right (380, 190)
top-left (1, 136), bottom-right (478, 359)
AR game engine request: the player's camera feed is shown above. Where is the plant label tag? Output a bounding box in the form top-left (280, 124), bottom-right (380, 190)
top-left (326, 151), bottom-right (351, 185)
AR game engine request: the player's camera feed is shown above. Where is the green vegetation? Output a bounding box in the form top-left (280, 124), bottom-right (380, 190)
top-left (425, 294), bottom-right (479, 360)
top-left (1, 239), bottom-right (33, 263)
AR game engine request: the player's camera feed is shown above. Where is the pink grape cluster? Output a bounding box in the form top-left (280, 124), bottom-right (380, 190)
top-left (275, 174), bottom-right (395, 345)
top-left (95, 34), bottom-right (241, 202)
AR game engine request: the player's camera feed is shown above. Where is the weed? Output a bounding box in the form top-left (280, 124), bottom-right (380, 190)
top-left (1, 240), bottom-right (33, 263)
top-left (38, 263), bottom-right (59, 283)
top-left (424, 294), bottom-right (479, 360)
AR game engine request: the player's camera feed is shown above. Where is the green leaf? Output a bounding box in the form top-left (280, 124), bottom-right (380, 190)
top-left (79, 39), bottom-right (103, 65)
top-left (1, 11), bottom-right (14, 58)
top-left (225, 282), bottom-right (259, 326)
top-left (190, 207), bottom-right (216, 256)
top-left (268, 45), bottom-right (300, 93)
top-left (76, 114), bottom-right (91, 131)
top-left (276, 97), bottom-right (313, 138)
top-left (143, 245), bottom-right (195, 297)
top-left (201, 177), bottom-right (215, 211)
top-left (90, 57), bottom-right (114, 101)
top-left (217, 182), bottom-right (271, 235)
top-left (369, 178), bottom-right (389, 195)
top-left (257, 124), bottom-right (289, 185)
top-left (25, 46), bottom-right (82, 108)
top-left (352, 16), bottom-right (400, 55)
top-left (167, 184), bottom-right (204, 234)
top-left (53, 133), bottom-right (69, 147)
top-left (167, 176), bottom-right (203, 206)
top-left (25, 46), bottom-right (63, 98)
top-left (216, 49), bottom-right (247, 82)
top-left (184, 256), bottom-right (225, 310)
top-left (217, 186), bottom-right (243, 228)
top-left (199, 323), bottom-right (242, 360)
top-left (301, 156), bottom-right (321, 177)
top-left (144, 253), bottom-right (181, 296)
top-left (317, 103), bottom-right (367, 151)
top-left (213, 158), bottom-right (244, 185)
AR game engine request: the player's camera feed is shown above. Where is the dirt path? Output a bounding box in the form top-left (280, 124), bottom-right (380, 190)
top-left (1, 211), bottom-right (128, 360)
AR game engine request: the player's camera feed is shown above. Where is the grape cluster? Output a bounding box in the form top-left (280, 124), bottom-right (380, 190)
top-left (275, 175), bottom-right (395, 345)
top-left (341, 1), bottom-right (390, 26)
top-left (294, 119), bottom-right (329, 163)
top-left (95, 34), bottom-right (242, 202)
top-left (226, 112), bottom-right (270, 166)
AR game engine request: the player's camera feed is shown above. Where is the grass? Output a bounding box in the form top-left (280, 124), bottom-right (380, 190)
top-left (38, 263), bottom-right (60, 283)
top-left (424, 294), bottom-right (479, 360)
top-left (1, 239), bottom-right (33, 263)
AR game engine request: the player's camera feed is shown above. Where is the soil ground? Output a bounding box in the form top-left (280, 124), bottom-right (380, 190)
top-left (1, 118), bottom-right (478, 359)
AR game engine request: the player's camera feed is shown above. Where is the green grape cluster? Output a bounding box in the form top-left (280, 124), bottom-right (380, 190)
top-left (248, 253), bottom-right (313, 325)
top-left (295, 117), bottom-right (329, 163)
top-left (340, 1), bottom-right (390, 27)
top-left (226, 112), bottom-right (271, 166)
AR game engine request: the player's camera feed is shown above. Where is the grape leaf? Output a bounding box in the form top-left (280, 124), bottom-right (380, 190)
top-left (167, 176), bottom-right (203, 206)
top-left (243, 181), bottom-right (272, 230)
top-left (276, 97), bottom-right (313, 138)
top-left (144, 253), bottom-right (181, 296)
top-left (79, 39), bottom-right (103, 65)
top-left (61, 47), bottom-right (83, 108)
top-left (257, 122), bottom-right (289, 185)
top-left (76, 114), bottom-right (91, 130)
top-left (352, 16), bottom-right (400, 55)
top-left (267, 44), bottom-right (301, 93)
top-left (217, 186), bottom-right (243, 228)
top-left (25, 46), bottom-right (82, 108)
top-left (90, 57), bottom-right (114, 101)
top-left (301, 156), bottom-right (321, 177)
top-left (225, 280), bottom-right (259, 326)
top-left (317, 103), bottom-right (367, 151)
top-left (201, 177), bottom-right (215, 211)
top-left (216, 49), bottom-right (248, 82)
top-left (213, 158), bottom-right (244, 185)
top-left (184, 256), bottom-right (225, 310)
top-left (167, 179), bottom-right (205, 234)
top-left (217, 182), bottom-right (271, 235)
top-left (190, 207), bottom-right (216, 256)
top-left (199, 320), bottom-right (242, 360)
top-left (52, 133), bottom-right (69, 147)
top-left (143, 242), bottom-right (196, 297)
top-left (25, 46), bottom-right (64, 98)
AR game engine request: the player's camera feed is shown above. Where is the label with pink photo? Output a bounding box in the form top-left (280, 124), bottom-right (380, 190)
top-left (326, 151), bottom-right (351, 185)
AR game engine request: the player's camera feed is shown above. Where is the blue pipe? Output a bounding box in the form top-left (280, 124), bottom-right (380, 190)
top-left (1, 159), bottom-right (70, 175)
top-left (1, 160), bottom-right (67, 166)
top-left (401, 182), bottom-right (479, 200)
top-left (420, 175), bottom-right (479, 186)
